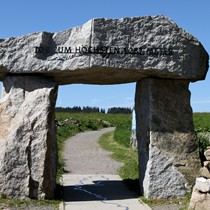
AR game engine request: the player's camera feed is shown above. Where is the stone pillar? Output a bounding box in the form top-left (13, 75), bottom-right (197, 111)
top-left (135, 78), bottom-right (200, 199)
top-left (0, 76), bottom-right (58, 199)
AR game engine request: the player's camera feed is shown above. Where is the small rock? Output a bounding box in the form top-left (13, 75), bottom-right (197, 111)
top-left (204, 149), bottom-right (210, 161)
top-left (203, 161), bottom-right (210, 169)
top-left (199, 167), bottom-right (210, 179)
top-left (189, 188), bottom-right (210, 210)
top-left (102, 120), bottom-right (112, 127)
top-left (194, 177), bottom-right (210, 192)
top-left (174, 160), bottom-right (187, 167)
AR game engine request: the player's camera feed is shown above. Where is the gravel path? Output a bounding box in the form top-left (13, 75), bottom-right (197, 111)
top-left (62, 128), bottom-right (185, 210)
top-left (63, 127), bottom-right (124, 174)
top-left (61, 127), bottom-right (152, 210)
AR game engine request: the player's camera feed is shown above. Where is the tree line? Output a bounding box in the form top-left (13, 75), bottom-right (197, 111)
top-left (56, 106), bottom-right (131, 114)
top-left (107, 107), bottom-right (131, 114)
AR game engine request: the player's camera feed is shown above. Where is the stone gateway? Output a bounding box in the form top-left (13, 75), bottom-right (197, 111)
top-left (0, 15), bottom-right (209, 199)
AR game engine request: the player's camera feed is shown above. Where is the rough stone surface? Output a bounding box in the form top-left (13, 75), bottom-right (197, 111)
top-left (0, 76), bottom-right (58, 199)
top-left (199, 167), bottom-right (210, 179)
top-left (204, 149), bottom-right (210, 160)
top-left (194, 177), bottom-right (210, 193)
top-left (189, 188), bottom-right (210, 210)
top-left (203, 161), bottom-right (210, 169)
top-left (135, 78), bottom-right (200, 198)
top-left (0, 15), bottom-right (208, 84)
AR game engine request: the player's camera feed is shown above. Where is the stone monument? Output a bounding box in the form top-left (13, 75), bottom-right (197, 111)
top-left (0, 15), bottom-right (209, 199)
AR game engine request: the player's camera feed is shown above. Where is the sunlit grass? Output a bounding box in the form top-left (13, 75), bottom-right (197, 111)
top-left (0, 197), bottom-right (60, 209)
top-left (99, 131), bottom-right (139, 193)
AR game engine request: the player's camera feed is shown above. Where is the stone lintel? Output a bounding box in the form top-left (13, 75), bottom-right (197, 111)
top-left (0, 15), bottom-right (209, 84)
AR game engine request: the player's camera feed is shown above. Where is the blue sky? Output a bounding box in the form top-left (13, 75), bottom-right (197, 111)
top-left (0, 0), bottom-right (209, 112)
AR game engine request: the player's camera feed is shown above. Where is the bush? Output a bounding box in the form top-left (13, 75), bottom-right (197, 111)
top-left (195, 127), bottom-right (210, 155)
top-left (194, 113), bottom-right (210, 163)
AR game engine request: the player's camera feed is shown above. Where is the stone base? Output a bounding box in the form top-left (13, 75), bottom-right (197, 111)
top-left (135, 78), bottom-right (200, 198)
top-left (0, 76), bottom-right (58, 199)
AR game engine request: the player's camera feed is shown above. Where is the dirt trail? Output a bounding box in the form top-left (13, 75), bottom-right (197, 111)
top-left (63, 127), bottom-right (123, 174)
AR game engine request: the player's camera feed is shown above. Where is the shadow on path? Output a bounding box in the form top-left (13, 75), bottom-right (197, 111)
top-left (61, 174), bottom-right (151, 210)
top-left (63, 179), bottom-right (137, 202)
